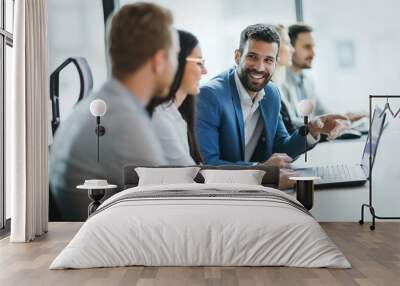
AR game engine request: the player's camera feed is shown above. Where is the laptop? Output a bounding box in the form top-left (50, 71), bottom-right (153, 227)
top-left (294, 107), bottom-right (386, 189)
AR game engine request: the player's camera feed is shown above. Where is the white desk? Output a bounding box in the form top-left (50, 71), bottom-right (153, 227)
top-left (292, 119), bottom-right (400, 222)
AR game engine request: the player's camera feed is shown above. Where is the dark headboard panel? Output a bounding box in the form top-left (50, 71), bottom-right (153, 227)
top-left (123, 165), bottom-right (280, 190)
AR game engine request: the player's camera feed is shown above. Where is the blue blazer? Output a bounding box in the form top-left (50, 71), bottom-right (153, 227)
top-left (195, 68), bottom-right (310, 165)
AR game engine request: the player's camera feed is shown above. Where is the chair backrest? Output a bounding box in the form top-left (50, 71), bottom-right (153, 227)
top-left (50, 57), bottom-right (93, 136)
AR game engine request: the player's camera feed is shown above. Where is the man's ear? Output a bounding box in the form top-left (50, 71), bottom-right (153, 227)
top-left (234, 49), bottom-right (241, 65)
top-left (151, 49), bottom-right (167, 75)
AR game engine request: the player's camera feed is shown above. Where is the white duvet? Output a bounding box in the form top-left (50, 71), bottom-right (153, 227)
top-left (50, 183), bottom-right (351, 269)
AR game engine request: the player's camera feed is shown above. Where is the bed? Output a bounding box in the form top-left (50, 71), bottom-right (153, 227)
top-left (50, 165), bottom-right (350, 269)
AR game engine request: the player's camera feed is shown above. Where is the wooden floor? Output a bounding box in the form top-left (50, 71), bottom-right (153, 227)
top-left (0, 222), bottom-right (399, 286)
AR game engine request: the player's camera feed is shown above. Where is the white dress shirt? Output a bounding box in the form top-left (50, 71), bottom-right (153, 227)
top-left (234, 72), bottom-right (265, 161)
top-left (234, 71), bottom-right (318, 162)
top-left (152, 101), bottom-right (195, 165)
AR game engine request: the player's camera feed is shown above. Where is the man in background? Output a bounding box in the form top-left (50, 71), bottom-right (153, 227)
top-left (281, 24), bottom-right (364, 127)
top-left (49, 3), bottom-right (179, 221)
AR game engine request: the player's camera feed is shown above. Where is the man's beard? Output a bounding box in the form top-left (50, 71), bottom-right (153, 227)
top-left (237, 67), bottom-right (272, 92)
top-left (293, 57), bottom-right (313, 69)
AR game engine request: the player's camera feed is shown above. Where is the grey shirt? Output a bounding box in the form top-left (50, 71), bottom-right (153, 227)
top-left (49, 79), bottom-right (167, 221)
top-left (280, 69), bottom-right (329, 128)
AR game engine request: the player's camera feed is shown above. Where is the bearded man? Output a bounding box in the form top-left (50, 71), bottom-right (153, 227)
top-left (195, 24), bottom-right (344, 171)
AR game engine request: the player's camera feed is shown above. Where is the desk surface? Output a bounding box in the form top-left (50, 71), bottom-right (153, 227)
top-left (291, 119), bottom-right (400, 222)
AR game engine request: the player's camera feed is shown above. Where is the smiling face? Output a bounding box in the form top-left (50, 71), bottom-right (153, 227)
top-left (180, 45), bottom-right (207, 95)
top-left (235, 39), bottom-right (278, 93)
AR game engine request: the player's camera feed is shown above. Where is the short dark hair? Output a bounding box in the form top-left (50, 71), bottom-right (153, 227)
top-left (239, 24), bottom-right (280, 55)
top-left (108, 2), bottom-right (173, 80)
top-left (288, 24), bottom-right (313, 46)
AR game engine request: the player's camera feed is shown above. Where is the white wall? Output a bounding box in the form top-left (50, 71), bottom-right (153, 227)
top-left (303, 0), bottom-right (400, 113)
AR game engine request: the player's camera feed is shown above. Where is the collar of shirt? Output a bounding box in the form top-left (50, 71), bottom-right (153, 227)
top-left (108, 78), bottom-right (149, 117)
top-left (286, 68), bottom-right (304, 87)
top-left (234, 70), bottom-right (265, 112)
top-left (159, 101), bottom-right (183, 120)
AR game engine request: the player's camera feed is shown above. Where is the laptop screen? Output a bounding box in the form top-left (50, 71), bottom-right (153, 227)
top-left (361, 106), bottom-right (386, 175)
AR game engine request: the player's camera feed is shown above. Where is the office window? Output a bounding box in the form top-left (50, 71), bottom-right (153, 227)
top-left (5, 0), bottom-right (12, 33)
top-left (1, 0), bottom-right (13, 230)
top-left (0, 44), bottom-right (3, 229)
top-left (120, 0), bottom-right (296, 83)
top-left (4, 44), bottom-right (11, 220)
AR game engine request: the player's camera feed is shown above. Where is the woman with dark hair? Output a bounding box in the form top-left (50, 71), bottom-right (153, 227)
top-left (149, 30), bottom-right (207, 165)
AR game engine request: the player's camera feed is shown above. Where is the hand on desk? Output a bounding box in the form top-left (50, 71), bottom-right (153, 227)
top-left (308, 114), bottom-right (350, 140)
top-left (260, 153), bottom-right (293, 169)
top-left (345, 112), bottom-right (368, 122)
top-left (258, 153), bottom-right (301, 189)
top-left (278, 168), bottom-right (298, 190)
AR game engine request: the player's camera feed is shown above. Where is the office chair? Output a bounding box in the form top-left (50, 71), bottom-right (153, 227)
top-left (50, 57), bottom-right (93, 136)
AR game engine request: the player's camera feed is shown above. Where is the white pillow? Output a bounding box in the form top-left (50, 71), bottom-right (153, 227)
top-left (135, 167), bottom-right (200, 186)
top-left (200, 169), bottom-right (266, 185)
